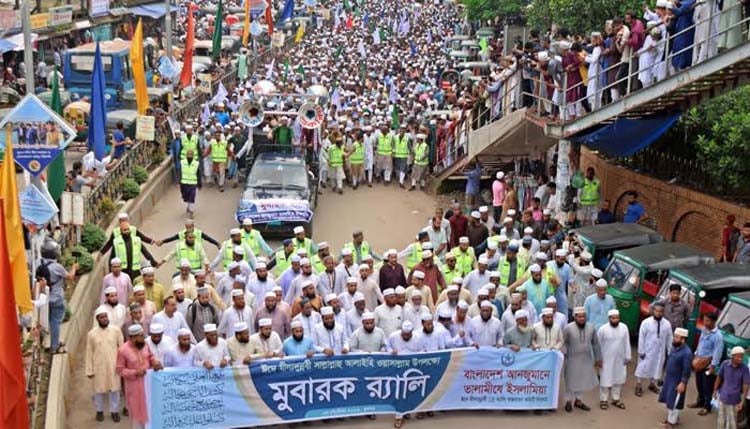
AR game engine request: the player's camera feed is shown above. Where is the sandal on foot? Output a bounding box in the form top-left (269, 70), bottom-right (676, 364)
top-left (611, 400), bottom-right (626, 409)
top-left (574, 400), bottom-right (591, 411)
top-left (394, 419), bottom-right (403, 428)
top-left (600, 401), bottom-right (609, 410)
top-left (634, 385), bottom-right (643, 397)
top-left (648, 384), bottom-right (660, 394)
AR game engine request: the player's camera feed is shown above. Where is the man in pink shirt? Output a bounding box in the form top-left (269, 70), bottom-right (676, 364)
top-left (491, 172), bottom-right (506, 224)
top-left (116, 324), bottom-right (162, 429)
top-left (101, 258), bottom-right (132, 306)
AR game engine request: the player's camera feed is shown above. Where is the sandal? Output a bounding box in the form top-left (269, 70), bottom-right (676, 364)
top-left (611, 400), bottom-right (626, 409)
top-left (574, 400), bottom-right (591, 411)
top-left (394, 418), bottom-right (403, 428)
top-left (634, 385), bottom-right (643, 397)
top-left (600, 401), bottom-right (609, 410)
top-left (648, 384), bottom-right (660, 394)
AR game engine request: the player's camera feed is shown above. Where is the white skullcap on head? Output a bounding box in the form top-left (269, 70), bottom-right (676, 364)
top-left (341, 248), bottom-right (353, 256)
top-left (299, 258), bottom-right (310, 265)
top-left (362, 311), bottom-right (376, 320)
top-left (591, 268), bottom-right (603, 278)
top-left (479, 206), bottom-right (489, 213)
top-left (386, 248), bottom-right (398, 256)
top-left (264, 291), bottom-right (276, 299)
top-left (496, 171), bottom-right (504, 180)
top-left (178, 328), bottom-right (192, 336)
top-left (293, 226), bottom-right (305, 234)
top-left (94, 306), bottom-right (108, 316)
top-left (346, 276), bottom-right (357, 284)
top-left (141, 267), bottom-right (155, 275)
top-left (203, 323), bottom-right (218, 332)
top-left (515, 310), bottom-right (529, 320)
top-left (111, 257), bottom-right (122, 265)
top-left (542, 209), bottom-right (551, 216)
top-left (485, 282), bottom-right (497, 290)
top-left (242, 218), bottom-right (253, 225)
top-left (438, 307), bottom-right (453, 319)
top-left (325, 293), bottom-right (338, 302)
top-left (302, 279), bottom-right (315, 288)
top-left (230, 227), bottom-right (242, 235)
top-left (535, 252), bottom-right (548, 260)
top-left (290, 255), bottom-right (301, 262)
top-left (488, 271), bottom-right (500, 278)
top-left (732, 346), bottom-right (746, 356)
top-left (607, 309), bottom-right (620, 317)
top-left (227, 261), bottom-right (240, 271)
top-left (233, 246), bottom-right (245, 255)
top-left (104, 286), bottom-right (117, 295)
top-left (394, 286), bottom-right (406, 294)
top-left (272, 285), bottom-right (282, 292)
top-left (674, 327), bottom-right (688, 338)
top-left (318, 241), bottom-right (329, 249)
top-left (258, 318), bottom-right (273, 327)
top-left (127, 324), bottom-right (144, 335)
top-left (179, 258), bottom-right (191, 268)
top-left (573, 306), bottom-right (586, 315)
top-left (353, 292), bottom-right (365, 302)
top-left (447, 285), bottom-right (459, 292)
top-left (320, 306), bottom-right (334, 316)
top-left (488, 241), bottom-right (498, 250)
top-left (478, 288), bottom-right (489, 296)
top-left (457, 300), bottom-right (469, 310)
top-left (581, 251), bottom-right (593, 260)
top-left (478, 256), bottom-right (489, 265)
top-left (117, 212), bottom-right (129, 220)
top-left (523, 227), bottom-right (533, 234)
top-left (234, 322), bottom-right (249, 332)
top-left (555, 249), bottom-right (568, 257)
top-left (546, 296), bottom-right (557, 304)
top-left (480, 300), bottom-right (493, 309)
top-left (133, 285), bottom-right (145, 293)
top-left (470, 211), bottom-right (481, 219)
top-left (595, 279), bottom-right (608, 288)
top-left (401, 321), bottom-right (414, 332)
top-left (362, 253), bottom-right (373, 260)
top-left (413, 270), bottom-right (425, 279)
top-left (290, 320), bottom-right (303, 329)
top-left (150, 323), bottom-right (165, 334)
top-left (529, 264), bottom-right (542, 273)
top-left (296, 249), bottom-right (308, 256)
top-left (422, 250), bottom-right (433, 259)
top-left (459, 236), bottom-right (470, 244)
top-left (231, 289), bottom-right (245, 297)
top-left (540, 308), bottom-right (554, 316)
top-left (503, 217), bottom-right (513, 224)
top-left (421, 312), bottom-right (433, 322)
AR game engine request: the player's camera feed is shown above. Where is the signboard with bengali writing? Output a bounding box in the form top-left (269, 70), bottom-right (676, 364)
top-left (89, 0), bottom-right (110, 17)
top-left (48, 6), bottom-right (73, 27)
top-left (30, 14), bottom-right (49, 30)
top-left (236, 198), bottom-right (313, 224)
top-left (145, 348), bottom-right (563, 429)
top-left (19, 183), bottom-right (58, 226)
top-left (136, 115), bottom-right (156, 141)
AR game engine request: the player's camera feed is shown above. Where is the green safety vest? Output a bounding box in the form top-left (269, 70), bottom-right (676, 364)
top-left (451, 247), bottom-right (476, 276)
top-left (350, 141), bottom-right (364, 165)
top-left (178, 228), bottom-right (203, 243)
top-left (180, 159), bottom-right (199, 185)
top-left (275, 249), bottom-right (291, 274)
top-left (311, 254), bottom-right (325, 273)
top-left (393, 135), bottom-right (409, 159)
top-left (344, 241), bottom-right (370, 261)
top-left (180, 134), bottom-right (199, 160)
top-left (211, 140), bottom-right (228, 163)
top-left (113, 235), bottom-right (142, 271)
top-left (222, 240), bottom-right (247, 269)
top-left (499, 257), bottom-right (528, 286)
top-left (441, 265), bottom-right (460, 289)
top-left (406, 242), bottom-right (423, 270)
top-left (175, 241), bottom-right (204, 270)
top-left (377, 134), bottom-right (392, 156)
top-left (580, 178), bottom-right (600, 206)
top-left (414, 142), bottom-right (429, 166)
top-left (329, 145), bottom-right (344, 168)
top-left (293, 237), bottom-right (313, 256)
top-left (242, 229), bottom-right (263, 256)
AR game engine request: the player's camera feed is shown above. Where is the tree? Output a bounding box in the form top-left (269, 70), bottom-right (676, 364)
top-left (461, 0), bottom-right (525, 23)
top-left (525, 0), bottom-right (642, 33)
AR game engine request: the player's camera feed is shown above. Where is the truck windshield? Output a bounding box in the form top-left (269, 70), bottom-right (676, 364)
top-left (718, 301), bottom-right (750, 340)
top-left (606, 259), bottom-right (639, 293)
top-left (248, 162), bottom-right (308, 189)
top-left (70, 55), bottom-right (113, 74)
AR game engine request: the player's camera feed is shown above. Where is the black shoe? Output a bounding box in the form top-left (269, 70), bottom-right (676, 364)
top-left (111, 412), bottom-right (120, 423)
top-left (368, 183), bottom-right (373, 187)
top-left (96, 412), bottom-right (104, 422)
top-left (564, 402), bottom-right (572, 412)
top-left (122, 408), bottom-right (128, 417)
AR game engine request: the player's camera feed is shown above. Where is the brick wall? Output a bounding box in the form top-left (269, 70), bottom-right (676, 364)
top-left (580, 148), bottom-right (750, 259)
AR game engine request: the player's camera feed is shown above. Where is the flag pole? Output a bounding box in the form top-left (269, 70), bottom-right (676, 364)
top-left (165, 0), bottom-right (173, 60)
top-left (22, 0), bottom-right (34, 95)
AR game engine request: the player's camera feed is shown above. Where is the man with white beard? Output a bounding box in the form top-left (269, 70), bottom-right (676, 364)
top-left (356, 264), bottom-right (383, 310)
top-left (501, 293), bottom-right (523, 333)
top-left (346, 293), bottom-right (367, 334)
top-left (545, 296), bottom-right (568, 329)
top-left (469, 301), bottom-right (503, 347)
top-left (450, 301), bottom-right (475, 347)
top-left (504, 310), bottom-right (533, 350)
top-left (634, 302), bottom-right (672, 397)
top-left (403, 292), bottom-right (431, 327)
top-left (285, 258), bottom-right (320, 304)
top-left (374, 288), bottom-right (403, 336)
top-left (532, 308), bottom-right (563, 350)
top-left (349, 312), bottom-right (387, 352)
top-left (597, 309), bottom-right (631, 410)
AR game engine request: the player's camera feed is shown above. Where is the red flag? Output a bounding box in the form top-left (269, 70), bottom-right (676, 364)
top-left (265, 0), bottom-right (274, 36)
top-left (346, 16), bottom-right (353, 29)
top-left (0, 200), bottom-right (30, 429)
top-left (179, 3), bottom-right (196, 88)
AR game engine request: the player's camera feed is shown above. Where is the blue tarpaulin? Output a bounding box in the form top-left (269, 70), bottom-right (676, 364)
top-left (569, 112), bottom-right (681, 157)
top-left (128, 3), bottom-right (178, 19)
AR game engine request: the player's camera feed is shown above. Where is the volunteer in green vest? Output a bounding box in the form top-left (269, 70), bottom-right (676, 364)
top-left (205, 131), bottom-right (229, 192)
top-left (328, 138), bottom-right (346, 194)
top-left (158, 219), bottom-right (221, 250)
top-left (392, 125), bottom-right (410, 188)
top-left (348, 133), bottom-right (365, 189)
top-left (376, 123), bottom-right (393, 184)
top-left (178, 149), bottom-right (201, 214)
top-left (180, 125), bottom-right (200, 161)
top-left (441, 253), bottom-right (461, 290)
top-left (210, 228), bottom-right (256, 272)
top-left (100, 212), bottom-right (158, 279)
top-left (411, 133), bottom-right (429, 191)
top-left (399, 231), bottom-right (430, 271)
top-left (451, 236), bottom-right (477, 276)
top-left (499, 242), bottom-right (527, 287)
top-left (240, 218), bottom-right (273, 257)
top-left (291, 226), bottom-right (316, 256)
top-left (272, 239), bottom-right (296, 276)
top-left (344, 230), bottom-right (380, 265)
top-left (579, 167), bottom-right (601, 226)
top-left (311, 242), bottom-right (330, 273)
top-left (159, 231), bottom-right (209, 273)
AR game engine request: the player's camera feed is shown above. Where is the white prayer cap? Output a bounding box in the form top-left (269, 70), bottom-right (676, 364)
top-left (233, 246), bottom-right (245, 255)
top-left (110, 258), bottom-right (122, 266)
top-left (197, 286), bottom-right (210, 295)
top-left (459, 236), bottom-right (470, 244)
top-left (595, 279), bottom-right (608, 288)
top-left (230, 227), bottom-right (242, 235)
top-left (534, 252), bottom-right (548, 261)
top-left (362, 254), bottom-right (373, 261)
top-left (234, 322), bottom-right (249, 332)
top-left (554, 248), bottom-right (568, 257)
top-left (133, 285), bottom-right (145, 293)
top-left (607, 309), bottom-right (620, 317)
top-left (94, 306), bottom-right (108, 316)
top-left (573, 306), bottom-right (586, 315)
top-left (470, 211), bottom-right (481, 219)
top-left (438, 307), bottom-right (453, 319)
top-left (258, 318), bottom-right (273, 327)
top-left (325, 293), bottom-right (338, 303)
top-left (290, 320), bottom-right (303, 329)
top-left (479, 206), bottom-right (489, 213)
top-left (413, 270), bottom-right (425, 280)
top-left (179, 258), bottom-right (191, 268)
top-left (503, 217), bottom-right (513, 224)
top-left (297, 249), bottom-right (308, 256)
top-left (478, 256), bottom-right (489, 265)
top-left (457, 300), bottom-right (469, 310)
top-left (117, 212), bottom-right (129, 220)
top-left (523, 227), bottom-right (534, 235)
top-left (674, 327), bottom-right (688, 338)
top-left (508, 209), bottom-right (517, 216)
top-left (228, 261), bottom-right (240, 271)
top-left (546, 296), bottom-right (557, 304)
top-left (127, 324), bottom-right (144, 335)
top-left (231, 289), bottom-right (244, 297)
top-left (318, 241), bottom-right (329, 249)
top-left (732, 346), bottom-right (746, 356)
top-left (656, 0), bottom-right (668, 7)
top-left (320, 306), bottom-right (334, 316)
top-left (498, 235), bottom-right (509, 243)
top-left (299, 258), bottom-right (311, 266)
top-left (142, 267), bottom-right (155, 275)
top-left (540, 308), bottom-right (554, 316)
top-left (536, 51), bottom-right (549, 61)
top-left (290, 255), bottom-right (301, 262)
top-left (511, 293), bottom-right (522, 300)
top-left (358, 265), bottom-right (369, 272)
top-left (478, 288), bottom-right (489, 296)
top-left (150, 323), bottom-right (165, 334)
top-left (242, 218), bottom-right (253, 226)
top-left (591, 268), bottom-right (603, 278)
top-left (591, 31), bottom-right (602, 38)
top-left (264, 291), bottom-right (277, 299)
top-left (293, 226), bottom-right (305, 234)
top-left (401, 321), bottom-right (414, 332)
top-left (362, 311), bottom-right (375, 320)
top-left (489, 271), bottom-right (500, 279)
top-left (447, 285), bottom-right (459, 292)
top-left (421, 250), bottom-right (433, 259)
top-left (515, 310), bottom-right (529, 320)
top-left (385, 248), bottom-right (398, 257)
top-left (480, 300), bottom-right (493, 309)
top-left (529, 264), bottom-right (542, 273)
top-left (203, 323), bottom-right (218, 332)
top-left (178, 328), bottom-right (192, 337)
top-left (496, 171), bottom-right (504, 180)
top-left (353, 292), bottom-right (365, 302)
top-left (485, 282), bottom-right (497, 290)
top-left (346, 276), bottom-right (357, 284)
top-left (341, 247), bottom-right (353, 256)
top-left (383, 287), bottom-right (396, 297)
top-left (395, 286), bottom-right (406, 295)
top-left (272, 285), bottom-right (282, 292)
top-left (487, 241), bottom-right (498, 250)
top-left (104, 286), bottom-right (118, 295)
top-left (302, 280), bottom-right (315, 288)
top-left (234, 275), bottom-right (247, 284)
top-left (542, 209), bottom-right (551, 216)
top-left (421, 312), bottom-right (433, 322)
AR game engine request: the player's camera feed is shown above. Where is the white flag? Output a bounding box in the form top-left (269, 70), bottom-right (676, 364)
top-left (373, 27), bottom-right (380, 45)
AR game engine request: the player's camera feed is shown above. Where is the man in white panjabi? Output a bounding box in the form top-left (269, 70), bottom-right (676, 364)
top-left (374, 288), bottom-right (403, 336)
top-left (85, 307), bottom-right (123, 423)
top-left (597, 309), bottom-right (631, 410)
top-left (194, 323), bottom-right (231, 369)
top-left (634, 301), bottom-right (672, 397)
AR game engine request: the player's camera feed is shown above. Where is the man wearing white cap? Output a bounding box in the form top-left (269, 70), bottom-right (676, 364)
top-left (290, 225), bottom-right (316, 256)
top-left (194, 323), bottom-right (231, 369)
top-left (350, 312), bottom-right (387, 352)
top-left (337, 277), bottom-right (360, 311)
top-left (211, 228), bottom-right (255, 272)
top-left (478, 206), bottom-right (495, 233)
top-left (171, 263), bottom-right (198, 300)
top-left (374, 288), bottom-right (403, 336)
top-left (335, 247), bottom-right (360, 293)
top-left (408, 248), bottom-right (446, 303)
top-left (467, 288), bottom-right (499, 319)
top-left (545, 296), bottom-right (567, 330)
top-left (226, 322), bottom-right (254, 365)
top-left (467, 210), bottom-right (489, 251)
top-left (515, 263), bottom-right (554, 316)
top-left (469, 300), bottom-right (503, 348)
top-left (501, 293), bottom-right (524, 333)
top-left (151, 296), bottom-right (192, 341)
top-left (505, 310), bottom-right (533, 351)
top-left (562, 306), bottom-right (600, 412)
top-left (312, 307), bottom-right (350, 355)
top-left (405, 270), bottom-right (436, 312)
top-left (146, 323), bottom-right (176, 362)
top-left (99, 286), bottom-right (128, 329)
top-left (186, 286), bottom-right (221, 342)
top-left (117, 324), bottom-right (162, 429)
top-left (450, 236), bottom-right (476, 277)
top-left (325, 293), bottom-right (351, 336)
top-left (248, 318), bottom-right (284, 358)
top-left (532, 308), bottom-right (563, 350)
top-left (418, 312), bottom-right (451, 351)
top-left (379, 249), bottom-right (408, 291)
top-left (218, 289), bottom-right (255, 338)
top-left (584, 279), bottom-right (615, 329)
top-left (254, 291), bottom-right (291, 339)
top-left (387, 321), bottom-right (423, 356)
top-left (404, 291), bottom-right (432, 328)
top-left (597, 309), bottom-right (631, 410)
top-left (658, 327), bottom-right (692, 428)
top-left (462, 255), bottom-right (491, 296)
top-left (635, 302), bottom-right (672, 397)
top-left (216, 263), bottom-right (243, 307)
top-left (247, 261), bottom-right (277, 299)
top-left (356, 264), bottom-right (383, 311)
top-left (285, 258), bottom-right (319, 304)
top-left (101, 258), bottom-right (132, 307)
top-left (159, 230), bottom-right (209, 272)
top-left (138, 267), bottom-right (166, 312)
top-left (569, 252), bottom-right (595, 309)
top-left (163, 328), bottom-right (196, 368)
top-left (282, 320), bottom-right (316, 358)
top-left (101, 214), bottom-right (158, 279)
top-left (546, 248), bottom-right (572, 316)
top-left (239, 217), bottom-right (274, 258)
top-left (86, 307), bottom-right (124, 422)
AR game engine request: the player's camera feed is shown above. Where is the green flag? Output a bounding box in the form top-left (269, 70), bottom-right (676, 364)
top-left (296, 64), bottom-right (305, 78)
top-left (344, 0), bottom-right (352, 12)
top-left (212, 0), bottom-right (224, 62)
top-left (359, 61), bottom-right (366, 84)
top-left (334, 45), bottom-right (343, 60)
top-left (391, 104), bottom-right (399, 130)
top-left (48, 67), bottom-right (65, 202)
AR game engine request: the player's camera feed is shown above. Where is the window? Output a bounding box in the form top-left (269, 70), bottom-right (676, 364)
top-left (70, 54), bottom-right (113, 73)
top-left (717, 301), bottom-right (750, 340)
top-left (605, 259), bottom-right (639, 293)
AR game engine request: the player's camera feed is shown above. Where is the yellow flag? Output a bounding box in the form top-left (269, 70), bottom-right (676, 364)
top-left (242, 0), bottom-right (251, 47)
top-left (130, 19), bottom-right (149, 115)
top-left (0, 128), bottom-right (32, 314)
top-left (295, 24), bottom-right (305, 44)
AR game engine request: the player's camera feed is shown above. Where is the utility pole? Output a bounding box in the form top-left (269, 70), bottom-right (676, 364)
top-left (165, 0), bottom-right (173, 60)
top-left (22, 0), bottom-right (34, 95)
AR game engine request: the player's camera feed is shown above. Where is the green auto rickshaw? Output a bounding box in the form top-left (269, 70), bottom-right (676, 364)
top-left (654, 263), bottom-right (750, 348)
top-left (605, 242), bottom-right (715, 334)
top-left (718, 291), bottom-right (750, 359)
top-left (574, 223), bottom-right (663, 269)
